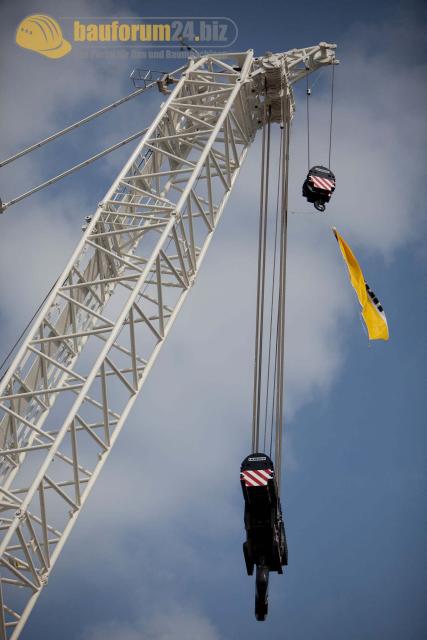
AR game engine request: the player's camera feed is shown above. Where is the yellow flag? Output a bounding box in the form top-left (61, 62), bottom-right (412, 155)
top-left (333, 228), bottom-right (389, 341)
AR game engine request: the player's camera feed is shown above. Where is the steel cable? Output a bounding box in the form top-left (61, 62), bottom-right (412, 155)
top-left (251, 111), bottom-right (265, 452)
top-left (275, 117), bottom-right (290, 488)
top-left (251, 104), bottom-right (272, 453)
top-left (328, 63), bottom-right (335, 168)
top-left (264, 129), bottom-right (283, 454)
top-left (257, 111), bottom-right (271, 449)
top-left (306, 74), bottom-right (311, 171)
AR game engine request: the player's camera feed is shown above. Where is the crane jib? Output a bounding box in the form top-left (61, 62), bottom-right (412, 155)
top-left (0, 43), bottom-right (337, 638)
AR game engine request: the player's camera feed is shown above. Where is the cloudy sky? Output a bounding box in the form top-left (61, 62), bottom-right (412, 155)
top-left (0, 0), bottom-right (426, 639)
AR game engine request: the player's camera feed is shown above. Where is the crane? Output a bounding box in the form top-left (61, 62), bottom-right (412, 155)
top-left (0, 43), bottom-right (337, 638)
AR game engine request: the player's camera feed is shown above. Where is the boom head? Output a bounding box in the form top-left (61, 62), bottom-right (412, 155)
top-left (250, 42), bottom-right (338, 124)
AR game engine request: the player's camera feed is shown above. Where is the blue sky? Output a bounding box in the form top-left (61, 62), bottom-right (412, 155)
top-left (0, 1), bottom-right (426, 639)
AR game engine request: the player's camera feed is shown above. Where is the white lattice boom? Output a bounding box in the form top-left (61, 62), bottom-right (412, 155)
top-left (0, 43), bottom-right (337, 638)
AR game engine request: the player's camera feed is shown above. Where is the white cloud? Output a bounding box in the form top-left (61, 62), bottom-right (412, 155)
top-left (80, 605), bottom-right (222, 640)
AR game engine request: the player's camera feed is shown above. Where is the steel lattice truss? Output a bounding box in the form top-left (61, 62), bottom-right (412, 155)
top-left (0, 44), bottom-right (337, 638)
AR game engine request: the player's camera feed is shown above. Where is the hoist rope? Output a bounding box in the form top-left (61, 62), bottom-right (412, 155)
top-left (257, 111), bottom-right (272, 439)
top-left (251, 104), bottom-right (271, 453)
top-left (269, 123), bottom-right (286, 462)
top-left (306, 74), bottom-right (311, 171)
top-left (269, 327), bottom-right (279, 459)
top-left (305, 60), bottom-right (336, 172)
top-left (250, 89), bottom-right (292, 497)
top-left (250, 97), bottom-right (291, 496)
top-left (251, 116), bottom-right (265, 452)
top-left (274, 119), bottom-right (290, 488)
top-left (263, 129), bottom-right (283, 454)
top-left (328, 63), bottom-right (335, 168)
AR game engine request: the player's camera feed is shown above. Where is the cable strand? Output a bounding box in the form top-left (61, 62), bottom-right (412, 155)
top-left (328, 63), bottom-right (335, 168)
top-left (306, 74), bottom-right (311, 171)
top-left (264, 129), bottom-right (283, 453)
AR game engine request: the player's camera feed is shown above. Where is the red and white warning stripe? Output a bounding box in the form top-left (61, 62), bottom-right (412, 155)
top-left (309, 175), bottom-right (335, 191)
top-left (241, 468), bottom-right (273, 487)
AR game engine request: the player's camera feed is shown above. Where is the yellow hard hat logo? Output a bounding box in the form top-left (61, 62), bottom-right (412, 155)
top-left (16, 15), bottom-right (72, 59)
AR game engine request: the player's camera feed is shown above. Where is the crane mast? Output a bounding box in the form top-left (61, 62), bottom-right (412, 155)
top-left (0, 43), bottom-right (337, 638)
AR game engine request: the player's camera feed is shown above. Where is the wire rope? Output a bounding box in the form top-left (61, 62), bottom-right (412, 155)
top-left (274, 115), bottom-right (291, 490)
top-left (306, 74), bottom-right (311, 171)
top-left (263, 129), bottom-right (283, 453)
top-left (256, 110), bottom-right (271, 450)
top-left (252, 107), bottom-right (266, 452)
top-left (252, 101), bottom-right (273, 453)
top-left (328, 63), bottom-right (335, 168)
